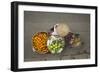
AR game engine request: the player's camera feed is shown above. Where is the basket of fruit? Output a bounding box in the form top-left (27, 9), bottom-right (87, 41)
top-left (32, 32), bottom-right (49, 54)
top-left (47, 35), bottom-right (65, 54)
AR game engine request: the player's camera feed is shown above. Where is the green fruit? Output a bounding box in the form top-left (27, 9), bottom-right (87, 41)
top-left (47, 35), bottom-right (65, 54)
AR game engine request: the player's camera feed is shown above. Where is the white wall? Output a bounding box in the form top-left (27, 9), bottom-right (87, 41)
top-left (0, 0), bottom-right (99, 73)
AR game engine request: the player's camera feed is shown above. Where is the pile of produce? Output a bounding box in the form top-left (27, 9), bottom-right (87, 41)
top-left (65, 32), bottom-right (81, 47)
top-left (32, 23), bottom-right (82, 54)
top-left (47, 35), bottom-right (65, 54)
top-left (32, 32), bottom-right (49, 54)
